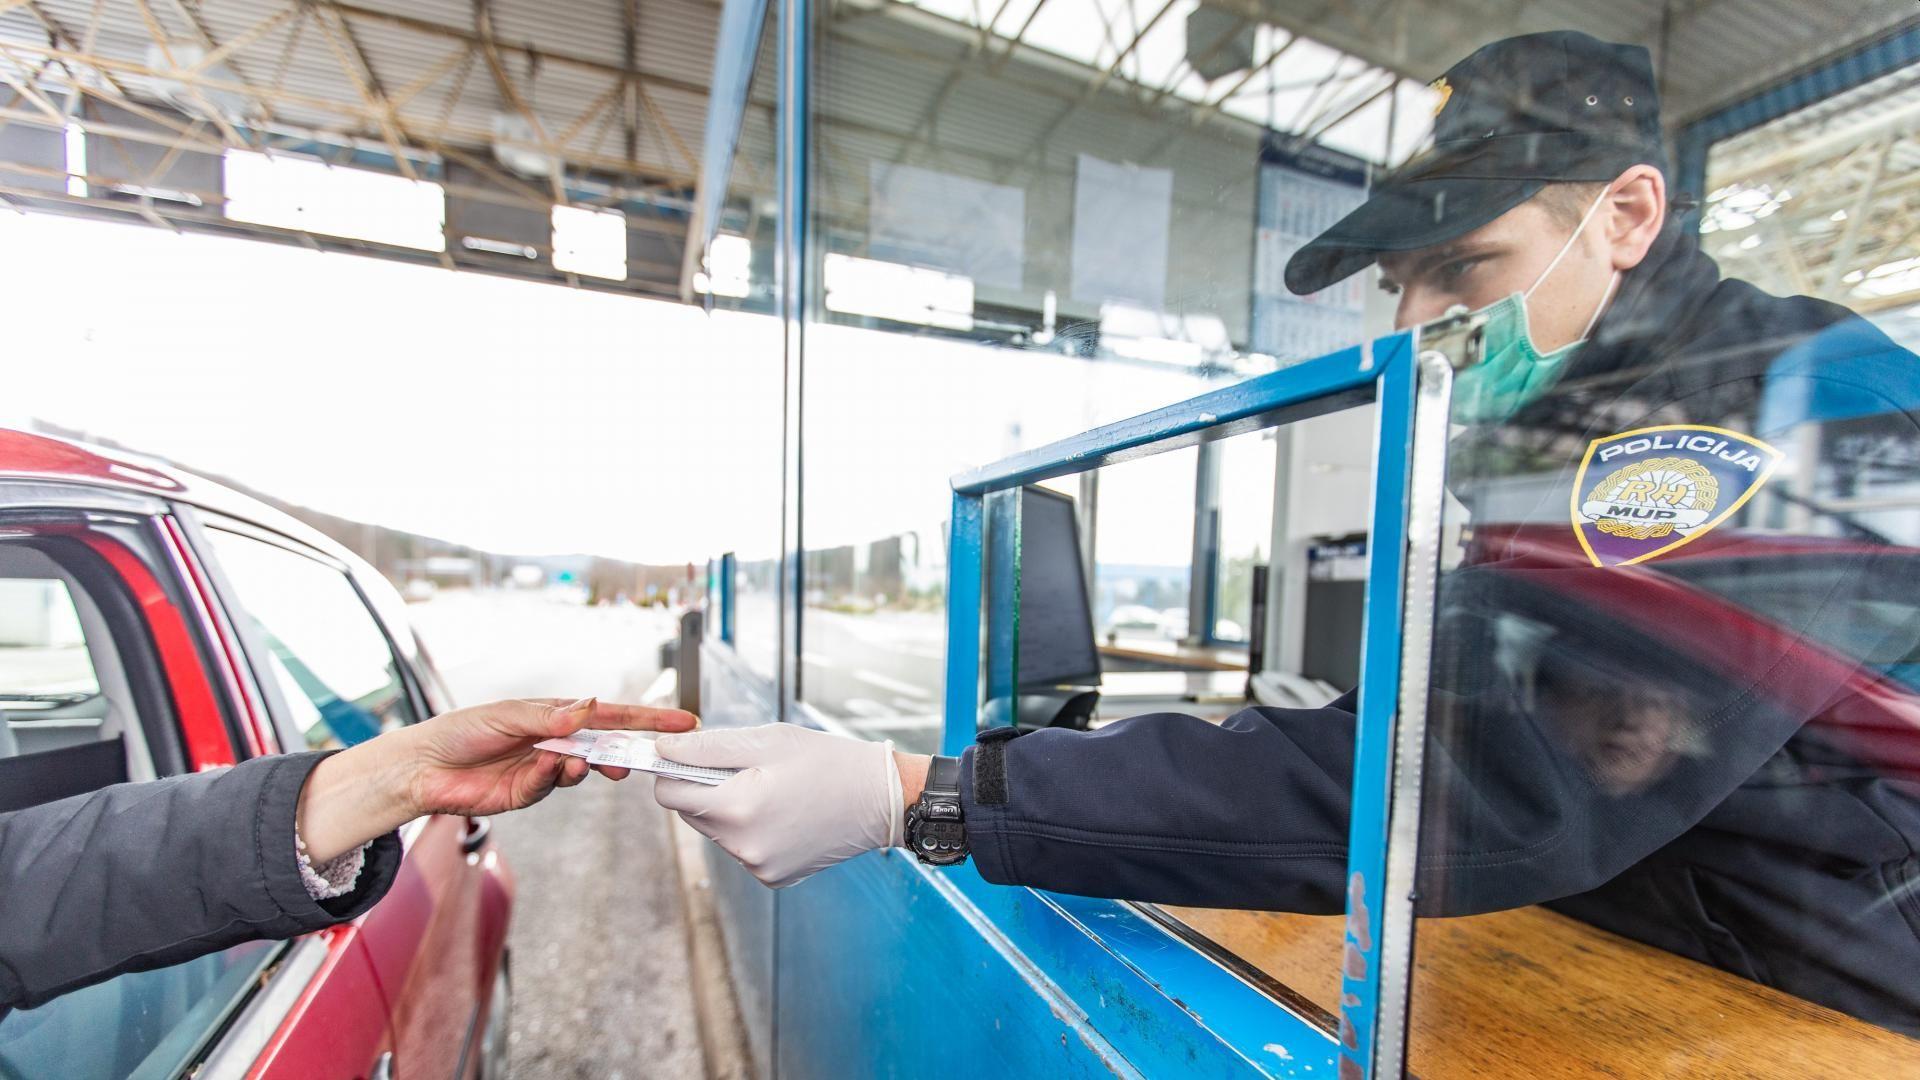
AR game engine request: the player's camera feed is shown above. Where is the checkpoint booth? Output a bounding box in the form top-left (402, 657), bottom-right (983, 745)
top-left (691, 0), bottom-right (1920, 1077)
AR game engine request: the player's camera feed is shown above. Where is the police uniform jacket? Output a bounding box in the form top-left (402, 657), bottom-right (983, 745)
top-left (957, 218), bottom-right (1920, 1035)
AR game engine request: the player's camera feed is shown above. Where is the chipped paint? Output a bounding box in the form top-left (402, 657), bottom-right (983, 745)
top-left (1346, 873), bottom-right (1373, 951)
top-left (1265, 1043), bottom-right (1294, 1062)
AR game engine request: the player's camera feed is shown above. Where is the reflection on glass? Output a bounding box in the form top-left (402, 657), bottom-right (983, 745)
top-left (703, 14), bottom-right (784, 689)
top-left (1382, 29), bottom-right (1920, 1072)
top-left (795, 0), bottom-right (1444, 757)
top-left (208, 530), bottom-right (418, 749)
top-left (0, 940), bottom-right (275, 1078)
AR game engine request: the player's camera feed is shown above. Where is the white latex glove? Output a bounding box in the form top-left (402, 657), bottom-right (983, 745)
top-left (652, 724), bottom-right (903, 888)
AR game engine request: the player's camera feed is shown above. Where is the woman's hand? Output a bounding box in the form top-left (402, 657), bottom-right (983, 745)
top-left (298, 697), bottom-right (699, 863)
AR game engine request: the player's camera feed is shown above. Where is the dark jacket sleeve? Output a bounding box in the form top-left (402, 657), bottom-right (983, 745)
top-left (0, 751), bottom-right (402, 1012)
top-left (959, 640), bottom-right (1804, 915)
top-left (961, 693), bottom-right (1359, 912)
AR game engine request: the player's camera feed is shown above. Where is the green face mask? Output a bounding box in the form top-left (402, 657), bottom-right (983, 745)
top-left (1451, 190), bottom-right (1620, 426)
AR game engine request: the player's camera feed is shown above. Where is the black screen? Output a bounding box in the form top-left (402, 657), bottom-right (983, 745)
top-left (1017, 486), bottom-right (1101, 687)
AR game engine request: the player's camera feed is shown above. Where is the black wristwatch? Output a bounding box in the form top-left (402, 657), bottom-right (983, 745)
top-left (905, 755), bottom-right (968, 866)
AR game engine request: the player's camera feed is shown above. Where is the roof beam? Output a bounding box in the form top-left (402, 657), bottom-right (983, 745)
top-left (311, 2), bottom-right (422, 180)
top-left (472, 0), bottom-right (566, 203)
top-left (0, 38), bottom-right (698, 185)
top-left (326, 1), bottom-right (708, 100)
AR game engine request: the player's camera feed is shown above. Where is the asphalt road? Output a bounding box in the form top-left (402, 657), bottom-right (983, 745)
top-left (409, 590), bottom-right (703, 1080)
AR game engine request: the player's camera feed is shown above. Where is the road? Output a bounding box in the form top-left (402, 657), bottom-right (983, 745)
top-left (408, 590), bottom-right (701, 1080)
top-left (794, 607), bottom-right (946, 754)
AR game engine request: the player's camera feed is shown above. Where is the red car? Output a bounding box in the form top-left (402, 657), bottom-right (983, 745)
top-left (0, 429), bottom-right (513, 1080)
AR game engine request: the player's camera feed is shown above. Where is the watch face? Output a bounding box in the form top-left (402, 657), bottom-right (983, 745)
top-left (912, 815), bottom-right (968, 864)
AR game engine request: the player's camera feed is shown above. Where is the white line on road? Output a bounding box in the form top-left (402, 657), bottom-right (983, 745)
top-left (801, 652), bottom-right (835, 669)
top-left (854, 669), bottom-right (933, 699)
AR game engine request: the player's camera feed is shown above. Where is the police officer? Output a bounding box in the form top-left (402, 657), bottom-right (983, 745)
top-left (654, 32), bottom-right (1920, 1035)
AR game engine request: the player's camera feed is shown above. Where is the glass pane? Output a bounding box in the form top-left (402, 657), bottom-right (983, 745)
top-left (0, 535), bottom-right (164, 786)
top-left (800, 0), bottom-right (1424, 752)
top-left (1213, 430), bottom-right (1279, 643)
top-left (704, 12), bottom-right (784, 691)
top-left (0, 940), bottom-right (276, 1079)
top-left (1400, 27), bottom-right (1920, 1077)
top-left (208, 530), bottom-right (419, 749)
top-left (0, 578), bottom-right (100, 727)
top-left (1093, 447), bottom-right (1197, 655)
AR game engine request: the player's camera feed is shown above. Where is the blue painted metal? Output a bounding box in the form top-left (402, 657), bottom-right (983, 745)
top-left (942, 493), bottom-right (984, 758)
top-left (774, 0), bottom-right (808, 723)
top-left (691, 0), bottom-right (773, 258)
top-left (941, 330), bottom-right (1424, 1079)
top-left (1675, 21), bottom-right (1920, 228)
top-left (719, 552), bottom-right (736, 645)
top-left (700, 644), bottom-right (782, 1077)
top-left (950, 340), bottom-right (1379, 496)
top-left (1337, 331), bottom-right (1417, 1076)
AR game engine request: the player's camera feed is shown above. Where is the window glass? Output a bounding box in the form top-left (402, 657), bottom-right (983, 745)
top-left (0, 940), bottom-right (277, 1079)
top-left (1402, 26), bottom-right (1920, 1075)
top-left (704, 13), bottom-right (785, 691)
top-left (1213, 430), bottom-right (1279, 643)
top-left (798, 0), bottom-right (1422, 754)
top-left (0, 536), bottom-right (161, 789)
top-left (1093, 447), bottom-right (1197, 653)
top-left (208, 529), bottom-right (418, 750)
top-left (0, 577), bottom-right (100, 715)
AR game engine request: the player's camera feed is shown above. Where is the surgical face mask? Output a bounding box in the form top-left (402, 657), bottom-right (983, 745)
top-left (1451, 189), bottom-right (1621, 425)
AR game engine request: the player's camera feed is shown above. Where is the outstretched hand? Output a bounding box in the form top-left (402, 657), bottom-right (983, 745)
top-left (298, 697), bottom-right (698, 863)
top-left (408, 697), bottom-right (697, 816)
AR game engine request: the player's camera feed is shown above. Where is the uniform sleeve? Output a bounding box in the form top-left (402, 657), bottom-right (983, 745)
top-left (957, 657), bottom-right (1802, 915)
top-left (0, 752), bottom-right (403, 1012)
top-left (959, 695), bottom-right (1358, 912)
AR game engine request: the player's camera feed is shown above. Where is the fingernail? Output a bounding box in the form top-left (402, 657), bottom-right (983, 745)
top-left (564, 697), bottom-right (593, 712)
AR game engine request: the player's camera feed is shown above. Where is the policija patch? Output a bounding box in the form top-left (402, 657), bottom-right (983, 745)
top-left (1571, 424), bottom-right (1783, 567)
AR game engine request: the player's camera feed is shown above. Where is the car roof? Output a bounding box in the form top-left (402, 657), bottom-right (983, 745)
top-left (0, 428), bottom-right (362, 568)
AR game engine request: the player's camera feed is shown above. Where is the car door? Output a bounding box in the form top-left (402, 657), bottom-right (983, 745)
top-left (191, 517), bottom-right (493, 1080)
top-left (0, 491), bottom-right (390, 1080)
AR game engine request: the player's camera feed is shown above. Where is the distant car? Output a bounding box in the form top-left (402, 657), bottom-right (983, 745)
top-left (0, 429), bottom-right (514, 1080)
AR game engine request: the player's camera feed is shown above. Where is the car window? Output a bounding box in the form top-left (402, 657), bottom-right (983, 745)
top-left (0, 536), bottom-right (168, 800)
top-left (206, 529), bottom-right (419, 749)
top-left (0, 523), bottom-right (275, 1080)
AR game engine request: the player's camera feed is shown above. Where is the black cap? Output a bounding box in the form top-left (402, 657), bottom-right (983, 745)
top-left (1284, 32), bottom-right (1668, 296)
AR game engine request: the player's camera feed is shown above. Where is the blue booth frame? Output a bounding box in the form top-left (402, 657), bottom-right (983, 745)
top-left (696, 6), bottom-right (1920, 1078)
top-left (937, 322), bottom-right (1465, 1079)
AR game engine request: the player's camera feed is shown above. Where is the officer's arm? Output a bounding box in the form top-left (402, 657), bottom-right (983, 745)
top-left (958, 695), bottom-right (1358, 911)
top-left (957, 675), bottom-right (1800, 915)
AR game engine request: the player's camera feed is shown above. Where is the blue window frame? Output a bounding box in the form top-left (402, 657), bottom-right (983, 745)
top-left (942, 321), bottom-right (1469, 1078)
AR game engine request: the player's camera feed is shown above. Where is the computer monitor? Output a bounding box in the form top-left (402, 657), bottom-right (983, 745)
top-left (1016, 485), bottom-right (1100, 689)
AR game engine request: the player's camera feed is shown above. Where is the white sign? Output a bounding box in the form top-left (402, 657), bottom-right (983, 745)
top-left (868, 162), bottom-right (1025, 290)
top-left (1071, 154), bottom-right (1172, 311)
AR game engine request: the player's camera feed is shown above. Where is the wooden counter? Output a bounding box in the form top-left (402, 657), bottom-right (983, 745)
top-left (1157, 904), bottom-right (1920, 1077)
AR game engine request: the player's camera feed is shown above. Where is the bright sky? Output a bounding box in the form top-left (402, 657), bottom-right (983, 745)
top-left (2, 210), bottom-right (1218, 565)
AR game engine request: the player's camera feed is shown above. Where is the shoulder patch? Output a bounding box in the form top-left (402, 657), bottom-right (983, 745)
top-left (1571, 424), bottom-right (1783, 567)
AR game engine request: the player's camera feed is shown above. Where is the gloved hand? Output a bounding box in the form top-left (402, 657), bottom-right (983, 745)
top-left (652, 724), bottom-right (903, 888)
